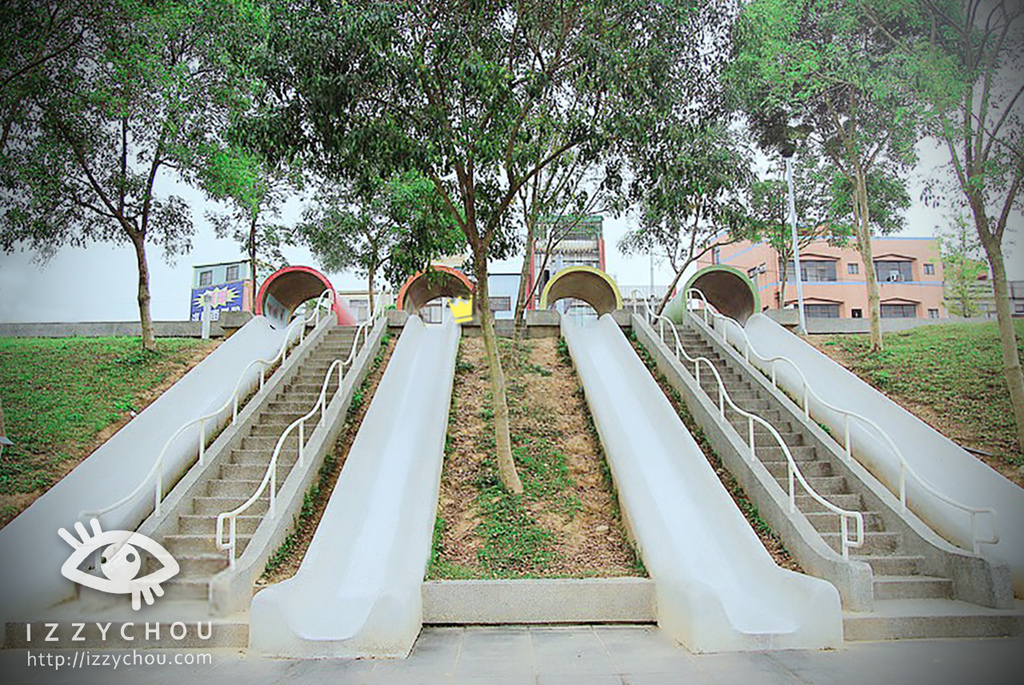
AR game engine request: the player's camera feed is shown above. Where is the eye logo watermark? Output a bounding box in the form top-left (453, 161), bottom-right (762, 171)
top-left (59, 519), bottom-right (179, 611)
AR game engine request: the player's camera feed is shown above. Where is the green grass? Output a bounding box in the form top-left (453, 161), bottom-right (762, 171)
top-left (429, 337), bottom-right (639, 579)
top-left (816, 321), bottom-right (1024, 465)
top-left (0, 337), bottom-right (214, 498)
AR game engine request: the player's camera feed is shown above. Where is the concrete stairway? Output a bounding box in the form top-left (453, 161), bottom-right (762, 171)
top-left (5, 325), bottom-right (364, 649)
top-left (659, 324), bottom-right (1023, 640)
top-left (157, 325), bottom-right (358, 604)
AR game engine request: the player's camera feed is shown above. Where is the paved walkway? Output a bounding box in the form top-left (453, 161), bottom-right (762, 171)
top-left (2, 626), bottom-right (1022, 684)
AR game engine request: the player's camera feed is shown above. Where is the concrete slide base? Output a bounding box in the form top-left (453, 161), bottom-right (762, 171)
top-left (249, 317), bottom-right (459, 658)
top-left (562, 315), bottom-right (842, 652)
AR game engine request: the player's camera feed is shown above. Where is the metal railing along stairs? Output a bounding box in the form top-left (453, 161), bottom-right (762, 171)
top-left (82, 290), bottom-right (337, 523)
top-left (629, 290), bottom-right (866, 559)
top-left (215, 291), bottom-right (392, 566)
top-left (683, 288), bottom-right (999, 556)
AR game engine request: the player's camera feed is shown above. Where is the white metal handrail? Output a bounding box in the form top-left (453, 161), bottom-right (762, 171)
top-left (215, 291), bottom-right (392, 566)
top-left (82, 290), bottom-right (337, 522)
top-left (628, 290), bottom-right (865, 559)
top-left (684, 288), bottom-right (999, 555)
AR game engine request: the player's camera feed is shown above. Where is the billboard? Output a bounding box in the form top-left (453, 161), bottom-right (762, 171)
top-left (189, 281), bottom-right (246, 322)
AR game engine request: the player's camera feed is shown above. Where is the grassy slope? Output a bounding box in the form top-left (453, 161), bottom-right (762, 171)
top-left (812, 321), bottom-right (1024, 484)
top-left (0, 336), bottom-right (217, 525)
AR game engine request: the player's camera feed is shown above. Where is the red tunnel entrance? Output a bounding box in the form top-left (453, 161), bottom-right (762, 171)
top-left (255, 265), bottom-right (355, 327)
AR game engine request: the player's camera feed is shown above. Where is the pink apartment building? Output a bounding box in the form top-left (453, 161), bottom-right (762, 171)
top-left (697, 236), bottom-right (947, 319)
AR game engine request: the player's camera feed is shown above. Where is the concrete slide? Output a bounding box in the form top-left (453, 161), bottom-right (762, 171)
top-left (737, 313), bottom-right (1024, 597)
top-left (249, 316), bottom-right (459, 658)
top-left (562, 315), bottom-right (842, 652)
top-left (0, 316), bottom-right (301, 630)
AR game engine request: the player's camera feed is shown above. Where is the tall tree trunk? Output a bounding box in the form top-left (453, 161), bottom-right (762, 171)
top-left (656, 263), bottom-right (688, 317)
top-left (978, 226), bottom-right (1024, 451)
top-left (474, 250), bottom-right (523, 494)
top-left (131, 233), bottom-right (156, 352)
top-left (779, 251), bottom-right (788, 311)
top-left (367, 268), bottom-right (376, 318)
top-left (854, 170), bottom-right (883, 351)
top-left (512, 218), bottom-right (536, 343)
top-left (248, 211), bottom-right (258, 289)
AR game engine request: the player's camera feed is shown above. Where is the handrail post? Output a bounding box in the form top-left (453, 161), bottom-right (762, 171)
top-left (270, 464), bottom-right (276, 517)
top-left (155, 470), bottom-right (162, 516)
top-left (719, 384), bottom-right (725, 418)
top-left (299, 421), bottom-right (305, 467)
top-left (771, 362), bottom-right (777, 388)
top-left (841, 516), bottom-right (850, 560)
top-left (843, 414), bottom-right (851, 462)
top-left (803, 385), bottom-right (810, 419)
top-left (899, 463), bottom-right (907, 512)
top-left (198, 418), bottom-right (206, 466)
top-left (228, 518), bottom-right (236, 569)
top-left (788, 464), bottom-right (796, 513)
top-left (748, 417), bottom-right (755, 461)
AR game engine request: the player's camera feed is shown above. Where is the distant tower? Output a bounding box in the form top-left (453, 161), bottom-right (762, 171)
top-left (529, 215), bottom-right (605, 310)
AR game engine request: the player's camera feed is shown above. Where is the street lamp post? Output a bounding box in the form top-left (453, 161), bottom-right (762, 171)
top-left (785, 155), bottom-right (807, 335)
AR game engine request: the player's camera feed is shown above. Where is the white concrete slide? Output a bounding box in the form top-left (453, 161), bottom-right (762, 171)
top-left (739, 313), bottom-right (1024, 597)
top-left (249, 316), bottom-right (460, 658)
top-left (0, 317), bottom-right (300, 629)
top-left (562, 314), bottom-right (843, 652)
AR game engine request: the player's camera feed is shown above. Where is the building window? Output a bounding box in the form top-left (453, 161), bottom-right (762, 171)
top-left (876, 260), bottom-right (913, 282)
top-left (712, 246), bottom-right (721, 265)
top-left (199, 270), bottom-right (213, 287)
top-left (747, 266), bottom-right (759, 279)
top-left (881, 303), bottom-right (917, 318)
top-left (805, 303), bottom-right (840, 318)
top-left (226, 264), bottom-right (240, 281)
top-left (1015, 304), bottom-right (1024, 315)
top-left (489, 296), bottom-right (511, 312)
top-left (786, 260), bottom-right (838, 282)
top-left (928, 308), bottom-right (940, 319)
top-left (847, 263), bottom-right (859, 275)
top-left (851, 308), bottom-right (863, 318)
top-left (923, 263), bottom-right (935, 276)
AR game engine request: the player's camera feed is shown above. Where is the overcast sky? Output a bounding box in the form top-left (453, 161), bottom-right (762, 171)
top-left (0, 137), bottom-right (1021, 324)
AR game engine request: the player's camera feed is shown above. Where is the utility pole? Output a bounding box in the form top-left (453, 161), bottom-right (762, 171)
top-left (785, 155), bottom-right (807, 335)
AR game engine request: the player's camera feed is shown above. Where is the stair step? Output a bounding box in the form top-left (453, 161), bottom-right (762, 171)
top-left (843, 599), bottom-right (1024, 640)
top-left (753, 431), bottom-right (804, 448)
top-left (178, 513), bottom-right (262, 536)
top-left (796, 492), bottom-right (862, 512)
top-left (151, 553), bottom-right (229, 579)
top-left (193, 495), bottom-right (269, 516)
top-left (163, 533), bottom-right (253, 557)
top-left (804, 510), bottom-right (884, 533)
top-left (801, 475), bottom-right (848, 494)
top-left (242, 434), bottom-right (300, 451)
top-left (854, 554), bottom-right (923, 576)
top-left (158, 577), bottom-right (210, 602)
top-left (207, 478), bottom-right (267, 498)
top-left (823, 531), bottom-right (901, 554)
top-left (219, 462), bottom-right (271, 480)
top-left (873, 575), bottom-right (953, 600)
top-left (758, 445), bottom-right (818, 462)
top-left (762, 459), bottom-right (832, 479)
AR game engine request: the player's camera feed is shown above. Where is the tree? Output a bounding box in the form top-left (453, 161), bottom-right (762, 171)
top-left (296, 172), bottom-right (463, 314)
top-left (258, 0), bottom-right (718, 493)
top-left (0, 0), bottom-right (265, 350)
top-left (202, 146), bottom-right (295, 286)
top-left (0, 0), bottom-right (91, 153)
top-left (859, 0), bottom-right (1024, 450)
top-left (728, 0), bottom-right (921, 350)
top-left (748, 159), bottom-right (838, 309)
top-left (619, 123), bottom-right (753, 315)
top-left (510, 151), bottom-right (614, 340)
top-left (938, 214), bottom-right (987, 318)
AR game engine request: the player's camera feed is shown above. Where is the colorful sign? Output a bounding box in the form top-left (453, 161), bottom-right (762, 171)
top-left (189, 281), bottom-right (245, 322)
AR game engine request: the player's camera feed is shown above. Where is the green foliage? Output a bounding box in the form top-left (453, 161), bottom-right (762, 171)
top-left (938, 214), bottom-right (988, 318)
top-left (822, 321), bottom-right (1024, 464)
top-left (265, 453), bottom-right (338, 575)
top-left (0, 336), bottom-right (212, 496)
